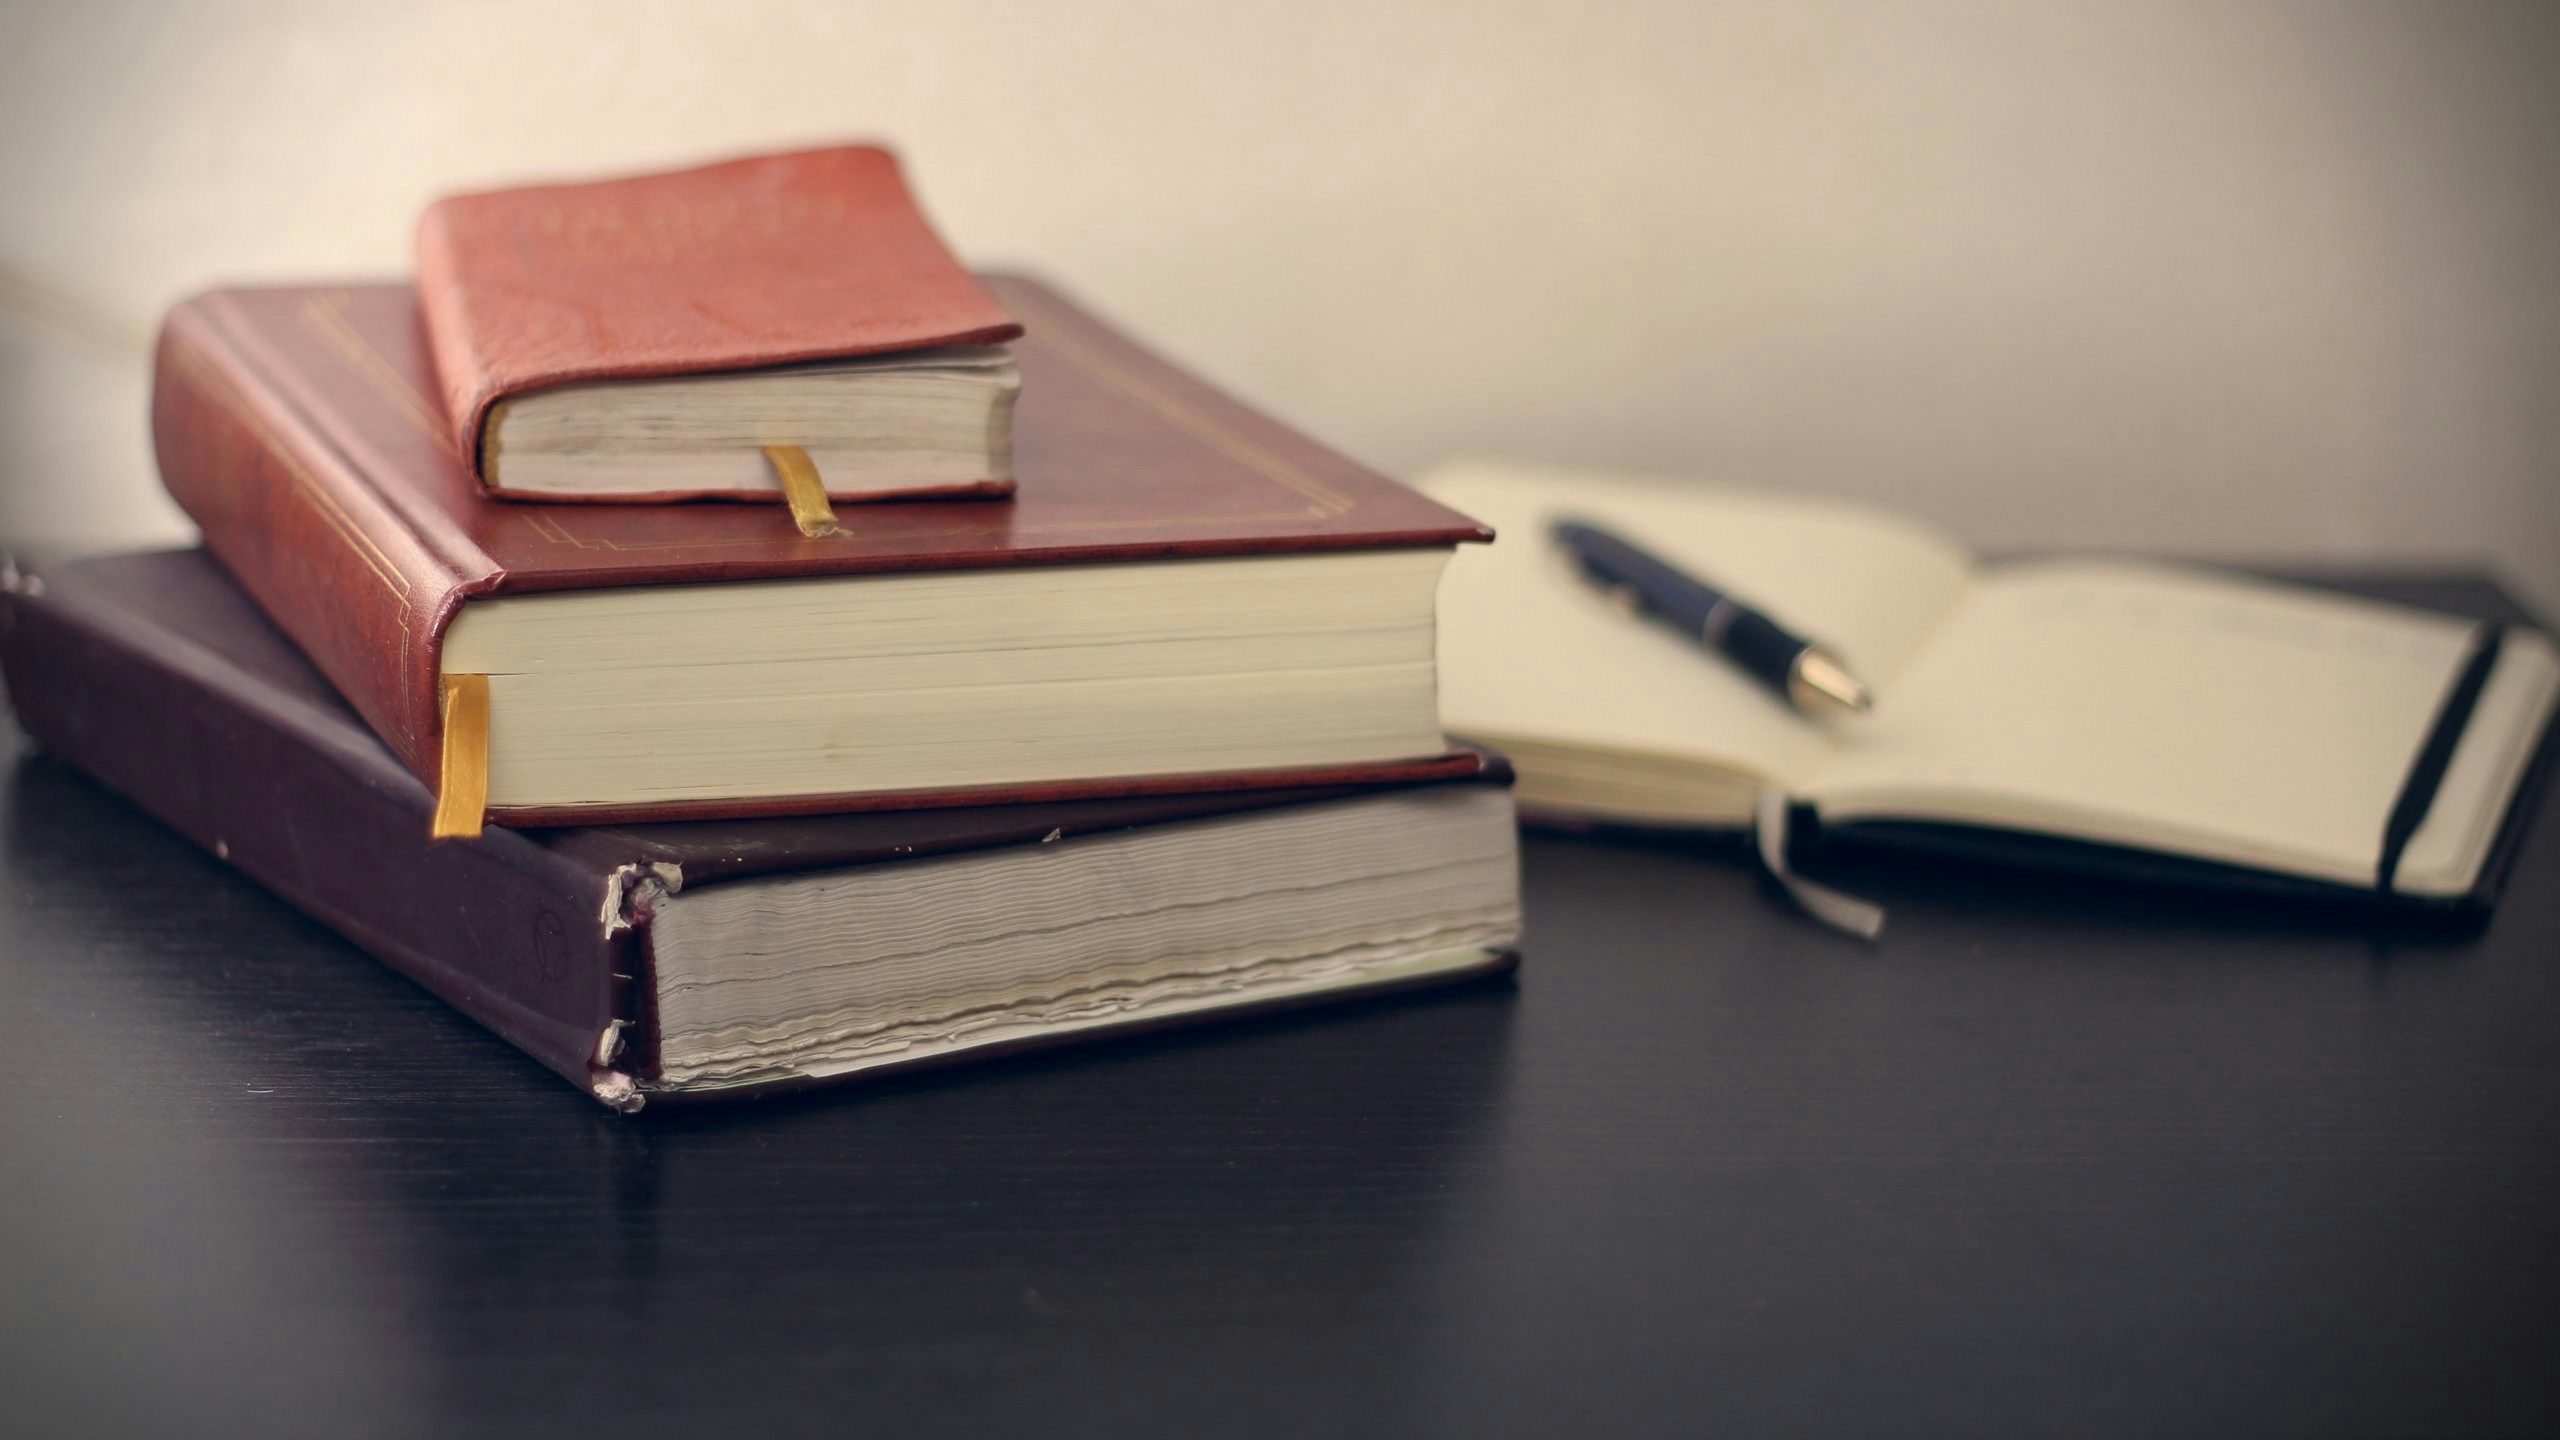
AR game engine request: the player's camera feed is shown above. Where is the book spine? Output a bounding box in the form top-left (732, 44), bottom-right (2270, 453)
top-left (0, 572), bottom-right (644, 1106)
top-left (152, 296), bottom-right (478, 790)
top-left (413, 202), bottom-right (493, 468)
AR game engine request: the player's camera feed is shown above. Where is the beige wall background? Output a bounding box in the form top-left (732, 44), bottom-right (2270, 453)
top-left (3, 0), bottom-right (2555, 609)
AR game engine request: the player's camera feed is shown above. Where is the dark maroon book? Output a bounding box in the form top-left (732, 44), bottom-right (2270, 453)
top-left (0, 550), bottom-right (1522, 1110)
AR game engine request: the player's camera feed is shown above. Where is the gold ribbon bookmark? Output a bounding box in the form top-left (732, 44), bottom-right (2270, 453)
top-left (430, 673), bottom-right (491, 841)
top-left (763, 444), bottom-right (842, 538)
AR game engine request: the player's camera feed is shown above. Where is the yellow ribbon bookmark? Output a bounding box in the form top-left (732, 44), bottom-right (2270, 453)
top-left (763, 444), bottom-right (842, 538)
top-left (429, 673), bottom-right (491, 841)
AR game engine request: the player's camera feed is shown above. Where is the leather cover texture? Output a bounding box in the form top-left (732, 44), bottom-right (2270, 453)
top-left (151, 273), bottom-right (1495, 823)
top-left (417, 144), bottom-right (1021, 487)
top-left (0, 549), bottom-right (1519, 1108)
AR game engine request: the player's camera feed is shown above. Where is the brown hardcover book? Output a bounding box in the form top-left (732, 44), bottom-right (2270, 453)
top-left (0, 550), bottom-right (1523, 1110)
top-left (153, 275), bottom-right (1494, 828)
top-left (419, 144), bottom-right (1025, 503)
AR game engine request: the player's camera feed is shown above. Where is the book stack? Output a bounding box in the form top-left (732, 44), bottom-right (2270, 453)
top-left (0, 146), bottom-right (1524, 1109)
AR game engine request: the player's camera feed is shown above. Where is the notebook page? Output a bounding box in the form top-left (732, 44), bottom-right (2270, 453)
top-left (1802, 559), bottom-right (2493, 887)
top-left (1424, 461), bottom-right (1978, 793)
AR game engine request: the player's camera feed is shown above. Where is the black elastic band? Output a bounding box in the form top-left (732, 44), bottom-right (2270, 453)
top-left (2379, 624), bottom-right (2505, 892)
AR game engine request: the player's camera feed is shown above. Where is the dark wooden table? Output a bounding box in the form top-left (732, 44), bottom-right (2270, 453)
top-left (3, 574), bottom-right (2554, 1440)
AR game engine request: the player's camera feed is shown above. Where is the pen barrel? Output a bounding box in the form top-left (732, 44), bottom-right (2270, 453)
top-left (1555, 520), bottom-right (1810, 691)
top-left (1561, 525), bottom-right (1723, 627)
top-left (1717, 608), bottom-right (1808, 691)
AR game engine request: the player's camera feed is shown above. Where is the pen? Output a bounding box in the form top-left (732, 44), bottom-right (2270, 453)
top-left (1551, 518), bottom-right (1874, 718)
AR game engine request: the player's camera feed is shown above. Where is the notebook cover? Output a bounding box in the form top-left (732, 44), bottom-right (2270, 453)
top-left (417, 143), bottom-right (1022, 490)
top-left (152, 274), bottom-right (1493, 821)
top-left (0, 549), bottom-right (1517, 1109)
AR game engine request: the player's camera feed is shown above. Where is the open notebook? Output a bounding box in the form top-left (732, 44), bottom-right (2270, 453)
top-left (1427, 460), bottom-right (2559, 912)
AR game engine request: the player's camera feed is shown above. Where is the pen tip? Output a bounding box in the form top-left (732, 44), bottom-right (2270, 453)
top-left (1790, 650), bottom-right (1873, 718)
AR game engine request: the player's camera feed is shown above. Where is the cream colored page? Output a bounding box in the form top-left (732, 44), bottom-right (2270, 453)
top-left (1423, 461), bottom-right (1978, 789)
top-left (1804, 559), bottom-right (2489, 884)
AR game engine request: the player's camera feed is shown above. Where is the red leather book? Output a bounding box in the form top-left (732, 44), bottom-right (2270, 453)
top-left (418, 144), bottom-right (1022, 500)
top-left (0, 550), bottom-right (1523, 1109)
top-left (152, 274), bottom-right (1494, 827)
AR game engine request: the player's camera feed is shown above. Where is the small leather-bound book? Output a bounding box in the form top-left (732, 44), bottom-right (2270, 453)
top-left (0, 551), bottom-right (1523, 1110)
top-left (417, 145), bottom-right (1023, 505)
top-left (151, 275), bottom-right (1491, 835)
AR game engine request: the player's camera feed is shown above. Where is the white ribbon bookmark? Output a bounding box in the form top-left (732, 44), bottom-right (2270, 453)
top-left (1754, 787), bottom-right (1887, 941)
